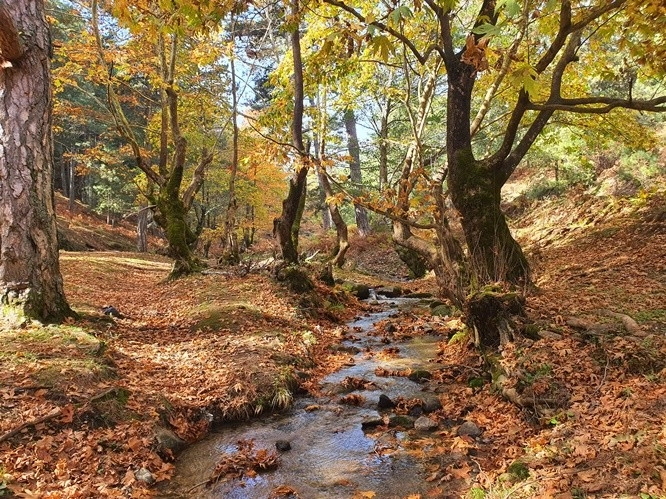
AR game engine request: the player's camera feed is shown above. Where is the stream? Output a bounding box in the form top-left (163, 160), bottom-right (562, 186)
top-left (164, 297), bottom-right (446, 498)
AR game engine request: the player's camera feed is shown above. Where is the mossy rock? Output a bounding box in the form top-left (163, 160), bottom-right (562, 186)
top-left (341, 282), bottom-right (370, 300)
top-left (394, 245), bottom-right (428, 278)
top-left (389, 415), bottom-right (415, 428)
top-left (431, 304), bottom-right (453, 317)
top-left (276, 265), bottom-right (314, 293)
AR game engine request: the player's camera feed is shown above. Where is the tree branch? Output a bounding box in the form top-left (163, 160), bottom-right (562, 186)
top-left (182, 148), bottom-right (213, 212)
top-left (526, 96), bottom-right (666, 114)
top-left (91, 0), bottom-right (163, 186)
top-left (323, 0), bottom-right (428, 64)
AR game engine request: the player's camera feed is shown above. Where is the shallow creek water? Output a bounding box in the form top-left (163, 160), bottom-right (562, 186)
top-left (164, 298), bottom-right (445, 498)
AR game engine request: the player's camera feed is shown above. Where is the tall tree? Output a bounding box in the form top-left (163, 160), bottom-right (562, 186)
top-left (0, 0), bottom-right (71, 321)
top-left (323, 0), bottom-right (666, 307)
top-left (273, 0), bottom-right (309, 264)
top-left (343, 107), bottom-right (371, 236)
top-left (221, 14), bottom-right (241, 265)
top-left (91, 0), bottom-right (216, 277)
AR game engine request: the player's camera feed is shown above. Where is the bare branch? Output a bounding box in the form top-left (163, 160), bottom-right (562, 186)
top-left (527, 96), bottom-right (666, 114)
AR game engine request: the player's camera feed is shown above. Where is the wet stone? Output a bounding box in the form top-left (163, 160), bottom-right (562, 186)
top-left (154, 427), bottom-right (187, 455)
top-left (457, 421), bottom-right (482, 438)
top-left (361, 417), bottom-right (384, 431)
top-left (329, 344), bottom-right (362, 354)
top-left (409, 405), bottom-right (424, 417)
top-left (408, 369), bottom-right (432, 382)
top-left (275, 440), bottom-right (292, 452)
top-left (378, 394), bottom-right (396, 409)
top-left (414, 416), bottom-right (439, 432)
top-left (419, 395), bottom-right (442, 413)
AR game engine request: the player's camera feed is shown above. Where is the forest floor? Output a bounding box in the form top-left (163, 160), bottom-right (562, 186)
top-left (1, 189), bottom-right (665, 498)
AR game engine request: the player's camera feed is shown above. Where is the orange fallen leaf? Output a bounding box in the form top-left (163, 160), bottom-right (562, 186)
top-left (59, 404), bottom-right (75, 423)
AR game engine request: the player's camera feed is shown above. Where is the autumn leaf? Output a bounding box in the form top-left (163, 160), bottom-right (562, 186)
top-left (59, 404), bottom-right (75, 424)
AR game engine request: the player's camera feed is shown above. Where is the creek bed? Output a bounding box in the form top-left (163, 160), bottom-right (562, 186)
top-left (164, 298), bottom-right (446, 498)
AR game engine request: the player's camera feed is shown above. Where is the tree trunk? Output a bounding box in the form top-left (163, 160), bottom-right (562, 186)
top-left (449, 152), bottom-right (529, 285)
top-left (274, 0), bottom-right (308, 264)
top-left (221, 30), bottom-right (240, 265)
top-left (343, 108), bottom-right (370, 236)
top-left (136, 207), bottom-right (149, 253)
top-left (155, 187), bottom-right (200, 278)
top-left (446, 61), bottom-right (529, 288)
top-left (318, 163), bottom-right (349, 267)
top-left (316, 169), bottom-right (333, 230)
top-left (68, 160), bottom-right (76, 212)
top-left (0, 1), bottom-right (72, 322)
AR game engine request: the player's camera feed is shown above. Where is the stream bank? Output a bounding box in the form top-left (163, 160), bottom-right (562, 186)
top-left (163, 297), bottom-right (453, 498)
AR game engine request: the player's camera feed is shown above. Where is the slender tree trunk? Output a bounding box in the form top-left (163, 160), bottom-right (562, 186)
top-left (274, 0), bottom-right (308, 264)
top-left (343, 108), bottom-right (370, 236)
top-left (311, 115), bottom-right (332, 231)
top-left (0, 1), bottom-right (72, 322)
top-left (68, 160), bottom-right (76, 211)
top-left (316, 169), bottom-right (333, 230)
top-left (136, 207), bottom-right (149, 252)
top-left (316, 87), bottom-right (349, 266)
top-left (221, 27), bottom-right (240, 265)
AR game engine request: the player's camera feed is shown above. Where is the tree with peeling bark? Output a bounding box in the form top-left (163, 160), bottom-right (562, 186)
top-left (319, 0), bottom-right (666, 339)
top-left (0, 0), bottom-right (72, 322)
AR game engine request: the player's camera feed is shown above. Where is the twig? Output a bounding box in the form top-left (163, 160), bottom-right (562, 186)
top-left (0, 408), bottom-right (62, 444)
top-left (592, 357), bottom-right (611, 397)
top-left (187, 479), bottom-right (210, 493)
top-left (0, 387), bottom-right (123, 444)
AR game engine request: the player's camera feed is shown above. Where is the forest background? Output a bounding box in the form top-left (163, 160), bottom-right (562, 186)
top-left (0, 0), bottom-right (665, 497)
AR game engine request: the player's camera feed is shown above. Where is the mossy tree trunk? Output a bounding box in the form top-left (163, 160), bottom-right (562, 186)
top-left (0, 1), bottom-right (72, 322)
top-left (92, 2), bottom-right (212, 279)
top-left (446, 39), bottom-right (529, 289)
top-left (449, 150), bottom-right (529, 286)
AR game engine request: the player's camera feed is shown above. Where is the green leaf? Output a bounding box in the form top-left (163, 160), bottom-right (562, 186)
top-left (496, 0), bottom-right (521, 18)
top-left (369, 35), bottom-right (395, 62)
top-left (472, 22), bottom-right (504, 36)
top-left (389, 5), bottom-right (413, 25)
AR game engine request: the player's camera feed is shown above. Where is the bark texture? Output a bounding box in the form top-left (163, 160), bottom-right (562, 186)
top-left (343, 108), bottom-right (370, 236)
top-left (0, 0), bottom-right (71, 321)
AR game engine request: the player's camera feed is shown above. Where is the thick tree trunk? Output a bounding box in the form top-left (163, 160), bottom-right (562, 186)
top-left (446, 60), bottom-right (529, 288)
top-left (449, 152), bottom-right (529, 285)
top-left (343, 108), bottom-right (370, 236)
top-left (155, 188), bottom-right (200, 278)
top-left (0, 1), bottom-right (72, 322)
